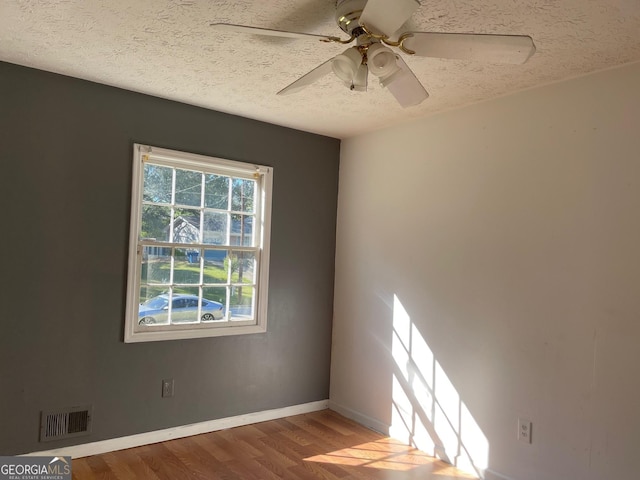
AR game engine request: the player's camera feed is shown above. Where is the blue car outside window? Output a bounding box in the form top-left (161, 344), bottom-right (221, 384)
top-left (144, 297), bottom-right (168, 309)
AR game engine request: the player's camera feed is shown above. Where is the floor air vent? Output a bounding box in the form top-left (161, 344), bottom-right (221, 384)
top-left (40, 405), bottom-right (92, 442)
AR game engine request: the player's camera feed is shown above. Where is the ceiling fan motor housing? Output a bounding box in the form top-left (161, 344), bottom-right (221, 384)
top-left (336, 0), bottom-right (368, 34)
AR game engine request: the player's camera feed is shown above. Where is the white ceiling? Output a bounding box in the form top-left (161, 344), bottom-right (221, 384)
top-left (2, 0), bottom-right (640, 139)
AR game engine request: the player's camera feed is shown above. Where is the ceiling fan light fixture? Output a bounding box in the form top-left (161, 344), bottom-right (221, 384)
top-left (332, 47), bottom-right (364, 85)
top-left (367, 43), bottom-right (400, 79)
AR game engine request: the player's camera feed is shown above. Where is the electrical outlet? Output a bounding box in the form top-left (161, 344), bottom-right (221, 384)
top-left (162, 379), bottom-right (174, 398)
top-left (518, 418), bottom-right (532, 444)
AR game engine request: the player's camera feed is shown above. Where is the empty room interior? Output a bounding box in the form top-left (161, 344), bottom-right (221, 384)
top-left (1, 1), bottom-right (639, 479)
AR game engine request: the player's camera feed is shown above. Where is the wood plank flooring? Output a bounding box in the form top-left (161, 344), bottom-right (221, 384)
top-left (72, 409), bottom-right (476, 480)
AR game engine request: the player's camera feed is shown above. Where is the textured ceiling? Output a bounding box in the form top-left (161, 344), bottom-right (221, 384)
top-left (1, 0), bottom-right (640, 138)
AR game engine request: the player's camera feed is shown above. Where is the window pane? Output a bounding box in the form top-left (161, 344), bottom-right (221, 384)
top-left (138, 288), bottom-right (170, 326)
top-left (202, 295), bottom-right (225, 322)
top-left (203, 287), bottom-right (228, 321)
top-left (173, 210), bottom-right (201, 244)
top-left (143, 164), bottom-right (172, 203)
top-left (141, 205), bottom-right (171, 241)
top-left (232, 178), bottom-right (255, 213)
top-left (233, 251), bottom-right (255, 284)
top-left (230, 286), bottom-right (254, 320)
top-left (224, 253), bottom-right (242, 284)
top-left (230, 214), bottom-right (254, 246)
top-left (175, 169), bottom-right (202, 207)
top-left (141, 248), bottom-right (171, 284)
top-left (138, 285), bottom-right (166, 305)
top-left (170, 288), bottom-right (200, 324)
top-left (204, 174), bottom-right (229, 209)
top-left (173, 248), bottom-right (201, 284)
top-left (203, 249), bottom-right (228, 284)
top-left (203, 211), bottom-right (227, 245)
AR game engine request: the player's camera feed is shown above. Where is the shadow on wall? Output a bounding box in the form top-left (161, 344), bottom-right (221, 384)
top-left (390, 294), bottom-right (489, 479)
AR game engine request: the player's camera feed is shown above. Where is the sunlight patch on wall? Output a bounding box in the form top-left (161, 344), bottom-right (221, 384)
top-left (390, 294), bottom-right (489, 478)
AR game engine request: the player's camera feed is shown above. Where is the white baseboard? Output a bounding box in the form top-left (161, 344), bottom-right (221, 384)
top-left (24, 399), bottom-right (329, 459)
top-left (328, 400), bottom-right (390, 435)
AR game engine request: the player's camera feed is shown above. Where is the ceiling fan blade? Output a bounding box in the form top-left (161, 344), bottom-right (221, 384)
top-left (384, 56), bottom-right (428, 107)
top-left (359, 0), bottom-right (420, 37)
top-left (277, 58), bottom-right (335, 95)
top-left (403, 32), bottom-right (536, 64)
top-left (210, 23), bottom-right (337, 42)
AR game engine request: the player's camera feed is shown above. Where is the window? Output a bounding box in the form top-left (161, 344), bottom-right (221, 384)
top-left (124, 144), bottom-right (272, 343)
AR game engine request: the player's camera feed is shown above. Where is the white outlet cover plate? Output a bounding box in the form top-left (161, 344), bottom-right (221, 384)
top-left (518, 418), bottom-right (532, 443)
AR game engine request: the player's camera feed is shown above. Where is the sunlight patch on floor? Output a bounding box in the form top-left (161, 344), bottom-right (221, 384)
top-left (305, 438), bottom-right (476, 476)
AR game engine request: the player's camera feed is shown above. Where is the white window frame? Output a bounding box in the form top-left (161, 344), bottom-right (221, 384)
top-left (124, 144), bottom-right (272, 343)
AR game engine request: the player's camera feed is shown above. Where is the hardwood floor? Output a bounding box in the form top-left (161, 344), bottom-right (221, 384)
top-left (72, 409), bottom-right (476, 480)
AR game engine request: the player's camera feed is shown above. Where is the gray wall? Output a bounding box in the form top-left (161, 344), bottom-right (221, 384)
top-left (0, 61), bottom-right (340, 455)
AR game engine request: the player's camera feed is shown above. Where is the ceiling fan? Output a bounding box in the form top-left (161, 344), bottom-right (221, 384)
top-left (210, 0), bottom-right (536, 107)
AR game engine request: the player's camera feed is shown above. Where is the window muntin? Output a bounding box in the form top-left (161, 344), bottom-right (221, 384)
top-left (125, 144), bottom-right (272, 343)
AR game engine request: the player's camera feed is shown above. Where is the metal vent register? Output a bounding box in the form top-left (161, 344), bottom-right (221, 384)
top-left (40, 405), bottom-right (92, 442)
